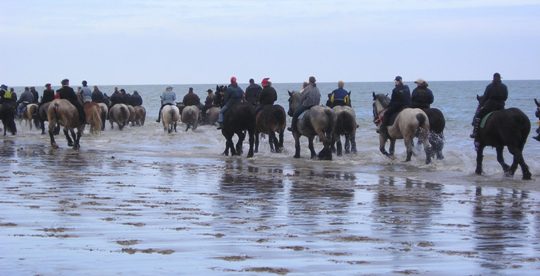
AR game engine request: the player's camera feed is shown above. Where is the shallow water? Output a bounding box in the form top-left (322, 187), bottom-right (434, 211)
top-left (1, 118), bottom-right (540, 275)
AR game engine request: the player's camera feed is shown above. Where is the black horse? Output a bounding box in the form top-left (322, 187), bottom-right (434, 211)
top-left (421, 108), bottom-right (446, 160)
top-left (533, 98), bottom-right (540, 141)
top-left (221, 102), bottom-right (256, 158)
top-left (474, 95), bottom-right (531, 180)
top-left (0, 103), bottom-right (17, 135)
top-left (254, 104), bottom-right (286, 153)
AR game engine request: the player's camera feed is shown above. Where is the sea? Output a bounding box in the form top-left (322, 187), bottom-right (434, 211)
top-left (1, 80), bottom-right (540, 275)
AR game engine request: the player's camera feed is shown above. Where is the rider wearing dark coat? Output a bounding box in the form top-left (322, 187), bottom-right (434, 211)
top-left (380, 76), bottom-right (411, 136)
top-left (217, 77), bottom-right (244, 129)
top-left (57, 79), bottom-right (85, 124)
top-left (410, 79), bottom-right (433, 109)
top-left (182, 87), bottom-right (201, 106)
top-left (109, 90), bottom-right (122, 107)
top-left (130, 91), bottom-right (143, 106)
top-left (40, 84), bottom-right (55, 105)
top-left (470, 73), bottom-right (508, 139)
top-left (258, 78), bottom-right (277, 106)
top-left (245, 78), bottom-right (262, 106)
top-left (91, 86), bottom-right (105, 104)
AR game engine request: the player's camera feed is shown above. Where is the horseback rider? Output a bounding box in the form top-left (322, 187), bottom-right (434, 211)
top-left (16, 87), bottom-right (34, 118)
top-left (30, 87), bottom-right (39, 103)
top-left (410, 79), bottom-right (433, 109)
top-left (257, 77), bottom-right (277, 113)
top-left (80, 80), bottom-right (92, 103)
top-left (245, 78), bottom-right (262, 106)
top-left (182, 87), bottom-right (201, 106)
top-left (131, 91), bottom-right (143, 106)
top-left (57, 79), bottom-right (85, 124)
top-left (0, 84), bottom-right (17, 105)
top-left (470, 72), bottom-right (508, 140)
top-left (217, 76), bottom-right (244, 129)
top-left (327, 80), bottom-right (351, 108)
top-left (39, 83), bottom-right (55, 109)
top-left (379, 76), bottom-right (411, 137)
top-left (110, 87), bottom-right (122, 107)
top-left (288, 76), bottom-right (321, 132)
top-left (91, 86), bottom-right (105, 103)
top-left (156, 86), bottom-right (176, 123)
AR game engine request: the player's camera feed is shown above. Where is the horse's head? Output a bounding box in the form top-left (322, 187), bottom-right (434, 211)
top-left (372, 92), bottom-right (389, 122)
top-left (535, 98), bottom-right (540, 118)
top-left (287, 90), bottom-right (301, 117)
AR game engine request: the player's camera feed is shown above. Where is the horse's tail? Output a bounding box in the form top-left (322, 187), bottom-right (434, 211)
top-left (324, 108), bottom-right (335, 145)
top-left (416, 112), bottom-right (431, 149)
top-left (273, 106), bottom-right (287, 130)
top-left (120, 105), bottom-right (130, 128)
top-left (90, 104), bottom-right (102, 134)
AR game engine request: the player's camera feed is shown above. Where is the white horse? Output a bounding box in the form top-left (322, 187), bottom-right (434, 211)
top-left (372, 93), bottom-right (432, 164)
top-left (162, 105), bottom-right (180, 133)
top-left (109, 104), bottom-right (130, 130)
top-left (181, 105), bottom-right (200, 131)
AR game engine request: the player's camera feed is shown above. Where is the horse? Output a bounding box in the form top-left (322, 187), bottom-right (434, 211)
top-left (22, 103), bottom-right (40, 130)
top-left (534, 99), bottom-right (540, 142)
top-left (372, 92), bottom-right (432, 164)
top-left (474, 95), bottom-right (531, 180)
top-left (127, 105), bottom-right (136, 126)
top-left (221, 102), bottom-right (256, 157)
top-left (0, 103), bottom-right (17, 136)
top-left (38, 101), bottom-right (60, 135)
top-left (181, 105), bottom-right (200, 131)
top-left (332, 105), bottom-right (357, 156)
top-left (133, 106), bottom-right (146, 126)
top-left (81, 102), bottom-right (102, 135)
top-left (205, 106), bottom-right (220, 125)
top-left (161, 104), bottom-right (180, 133)
top-left (422, 108), bottom-right (446, 160)
top-left (287, 91), bottom-right (335, 160)
top-left (47, 99), bottom-right (85, 150)
top-left (254, 104), bottom-right (287, 153)
top-left (97, 103), bottom-right (108, 131)
top-left (108, 104), bottom-right (130, 130)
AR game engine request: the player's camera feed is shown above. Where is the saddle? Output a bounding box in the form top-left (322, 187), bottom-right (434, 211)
top-left (480, 112), bottom-right (494, 128)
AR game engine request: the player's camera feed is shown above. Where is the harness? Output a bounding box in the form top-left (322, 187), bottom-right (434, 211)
top-left (480, 112), bottom-right (494, 128)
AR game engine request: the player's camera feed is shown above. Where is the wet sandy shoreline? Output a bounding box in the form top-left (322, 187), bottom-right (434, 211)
top-left (1, 130), bottom-right (540, 275)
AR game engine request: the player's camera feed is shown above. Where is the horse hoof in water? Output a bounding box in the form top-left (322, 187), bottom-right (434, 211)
top-left (475, 169), bottom-right (482, 175)
top-left (523, 172), bottom-right (532, 180)
top-left (73, 144), bottom-right (80, 150)
top-left (51, 143), bottom-right (59, 149)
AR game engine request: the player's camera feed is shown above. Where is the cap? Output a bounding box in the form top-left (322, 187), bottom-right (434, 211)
top-left (166, 86), bottom-right (173, 91)
top-left (414, 78), bottom-right (426, 85)
top-left (45, 83), bottom-right (51, 87)
top-left (394, 76), bottom-right (402, 81)
top-left (261, 77), bottom-right (270, 87)
top-left (207, 89), bottom-right (213, 93)
top-left (1, 84), bottom-right (7, 90)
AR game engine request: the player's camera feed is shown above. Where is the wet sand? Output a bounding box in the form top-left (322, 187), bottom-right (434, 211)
top-left (1, 125), bottom-right (540, 275)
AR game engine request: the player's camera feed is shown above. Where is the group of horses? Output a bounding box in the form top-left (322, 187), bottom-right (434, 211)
top-left (2, 88), bottom-right (537, 180)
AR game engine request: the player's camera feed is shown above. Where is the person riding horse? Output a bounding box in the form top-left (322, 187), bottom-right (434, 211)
top-left (327, 80), bottom-right (351, 108)
top-left (217, 77), bottom-right (244, 129)
top-left (57, 79), bottom-right (86, 124)
top-left (16, 87), bottom-right (34, 118)
top-left (245, 78), bottom-right (262, 106)
top-left (257, 78), bottom-right (277, 113)
top-left (379, 76), bottom-right (411, 138)
top-left (410, 79), bottom-right (433, 109)
top-left (80, 80), bottom-right (93, 104)
top-left (288, 76), bottom-right (321, 132)
top-left (470, 73), bottom-right (508, 142)
top-left (156, 86), bottom-right (176, 123)
top-left (182, 87), bottom-right (201, 107)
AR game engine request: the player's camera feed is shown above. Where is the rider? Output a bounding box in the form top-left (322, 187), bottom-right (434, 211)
top-left (131, 91), bottom-right (143, 106)
top-left (410, 79), bottom-right (433, 109)
top-left (39, 83), bottom-right (55, 109)
top-left (156, 86), bottom-right (176, 123)
top-left (245, 78), bottom-right (262, 106)
top-left (57, 79), bottom-right (85, 124)
top-left (379, 76), bottom-right (411, 138)
top-left (182, 87), bottom-right (201, 106)
top-left (30, 87), bottom-right (39, 103)
top-left (91, 86), bottom-right (105, 103)
top-left (80, 80), bottom-right (92, 103)
top-left (16, 87), bottom-right (34, 118)
top-left (327, 80), bottom-right (350, 108)
top-left (288, 76), bottom-right (321, 132)
top-left (0, 84), bottom-right (17, 105)
top-left (217, 76), bottom-right (244, 129)
top-left (470, 72), bottom-right (508, 140)
top-left (255, 77), bottom-right (277, 115)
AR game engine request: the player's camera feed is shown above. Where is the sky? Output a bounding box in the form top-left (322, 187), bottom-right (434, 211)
top-left (1, 0), bottom-right (539, 86)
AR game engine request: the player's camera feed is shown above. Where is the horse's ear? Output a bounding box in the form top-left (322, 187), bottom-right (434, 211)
top-left (288, 90), bottom-right (292, 96)
top-left (385, 93), bottom-right (388, 98)
top-left (476, 94), bottom-right (480, 100)
top-left (348, 91), bottom-right (351, 96)
top-left (372, 92), bottom-right (376, 99)
top-left (535, 98), bottom-right (540, 107)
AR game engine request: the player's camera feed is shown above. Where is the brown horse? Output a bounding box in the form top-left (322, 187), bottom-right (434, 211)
top-left (134, 106), bottom-right (146, 126)
top-left (332, 105), bottom-right (357, 156)
top-left (98, 103), bottom-right (108, 131)
top-left (0, 103), bottom-right (17, 136)
top-left (83, 102), bottom-right (102, 135)
top-left (127, 105), bottom-right (136, 126)
top-left (254, 104), bottom-right (286, 153)
top-left (22, 103), bottom-right (39, 130)
top-left (47, 99), bottom-right (85, 150)
top-left (475, 95), bottom-right (531, 179)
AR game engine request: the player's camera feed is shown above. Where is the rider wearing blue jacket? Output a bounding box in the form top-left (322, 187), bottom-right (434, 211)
top-left (217, 76), bottom-right (244, 129)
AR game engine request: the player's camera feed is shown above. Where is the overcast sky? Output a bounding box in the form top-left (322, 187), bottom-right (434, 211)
top-left (1, 0), bottom-right (539, 86)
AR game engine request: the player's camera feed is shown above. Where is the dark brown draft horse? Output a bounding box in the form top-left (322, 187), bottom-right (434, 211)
top-left (475, 95), bottom-right (531, 179)
top-left (254, 104), bottom-right (286, 153)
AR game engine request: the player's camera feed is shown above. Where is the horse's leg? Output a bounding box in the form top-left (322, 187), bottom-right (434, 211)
top-left (63, 128), bottom-right (74, 147)
top-left (293, 134), bottom-right (301, 158)
top-left (344, 134), bottom-right (351, 154)
top-left (507, 145), bottom-right (531, 180)
top-left (278, 129), bottom-right (284, 153)
top-left (495, 146), bottom-right (510, 174)
top-left (308, 136), bottom-right (317, 159)
top-left (254, 131), bottom-right (259, 153)
top-left (247, 129), bottom-right (254, 158)
top-left (40, 120), bottom-right (45, 135)
top-left (49, 127), bottom-right (58, 149)
top-left (475, 144), bottom-right (485, 175)
top-left (109, 119), bottom-right (114, 129)
top-left (350, 132), bottom-right (357, 153)
top-left (389, 139), bottom-right (396, 156)
top-left (270, 132), bottom-right (279, 153)
top-left (404, 137), bottom-right (414, 162)
top-left (336, 136), bottom-right (343, 156)
top-left (379, 134), bottom-right (390, 156)
top-left (236, 131), bottom-right (245, 155)
top-left (69, 128), bottom-right (79, 150)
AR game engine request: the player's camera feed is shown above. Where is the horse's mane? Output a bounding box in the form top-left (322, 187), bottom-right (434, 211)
top-left (374, 93), bottom-right (390, 107)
